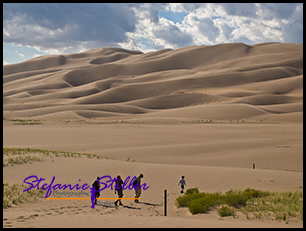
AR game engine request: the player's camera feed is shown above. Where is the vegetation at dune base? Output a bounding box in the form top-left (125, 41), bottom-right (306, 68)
top-left (176, 187), bottom-right (303, 222)
top-left (3, 183), bottom-right (45, 208)
top-left (3, 118), bottom-right (43, 125)
top-left (3, 147), bottom-right (110, 167)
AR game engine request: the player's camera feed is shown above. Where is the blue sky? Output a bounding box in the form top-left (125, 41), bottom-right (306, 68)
top-left (3, 3), bottom-right (303, 65)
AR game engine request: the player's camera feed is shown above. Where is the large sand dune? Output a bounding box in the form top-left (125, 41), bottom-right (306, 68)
top-left (3, 43), bottom-right (303, 228)
top-left (3, 43), bottom-right (303, 122)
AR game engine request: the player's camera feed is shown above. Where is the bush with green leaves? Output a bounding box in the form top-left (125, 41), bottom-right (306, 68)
top-left (243, 188), bottom-right (271, 198)
top-left (188, 192), bottom-right (222, 214)
top-left (176, 192), bottom-right (208, 208)
top-left (223, 193), bottom-right (248, 208)
top-left (218, 205), bottom-right (235, 217)
top-left (185, 187), bottom-right (199, 195)
top-left (176, 188), bottom-right (303, 222)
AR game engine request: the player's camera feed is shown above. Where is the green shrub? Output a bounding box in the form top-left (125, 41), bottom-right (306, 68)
top-left (224, 193), bottom-right (248, 208)
top-left (176, 188), bottom-right (303, 222)
top-left (189, 199), bottom-right (209, 214)
top-left (244, 188), bottom-right (270, 198)
top-left (218, 205), bottom-right (235, 217)
top-left (185, 187), bottom-right (199, 195)
top-left (176, 192), bottom-right (207, 208)
top-left (188, 193), bottom-right (221, 214)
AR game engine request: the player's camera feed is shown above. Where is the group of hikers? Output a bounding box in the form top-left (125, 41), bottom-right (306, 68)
top-left (91, 174), bottom-right (187, 207)
top-left (92, 173), bottom-right (144, 206)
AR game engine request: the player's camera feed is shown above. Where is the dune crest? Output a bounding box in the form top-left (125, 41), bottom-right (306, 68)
top-left (3, 43), bottom-right (303, 122)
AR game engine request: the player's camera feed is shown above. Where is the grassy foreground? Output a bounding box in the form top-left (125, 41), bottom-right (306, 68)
top-left (2, 147), bottom-right (111, 208)
top-left (176, 188), bottom-right (303, 222)
top-left (3, 183), bottom-right (45, 208)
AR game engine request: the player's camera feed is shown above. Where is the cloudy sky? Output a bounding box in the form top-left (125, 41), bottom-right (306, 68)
top-left (3, 3), bottom-right (303, 64)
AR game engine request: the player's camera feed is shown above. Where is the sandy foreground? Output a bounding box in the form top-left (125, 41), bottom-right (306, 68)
top-left (3, 122), bottom-right (303, 228)
top-left (3, 43), bottom-right (303, 227)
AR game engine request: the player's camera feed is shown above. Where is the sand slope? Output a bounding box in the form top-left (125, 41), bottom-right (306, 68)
top-left (3, 154), bottom-right (303, 228)
top-left (3, 43), bottom-right (303, 122)
top-left (3, 122), bottom-right (303, 227)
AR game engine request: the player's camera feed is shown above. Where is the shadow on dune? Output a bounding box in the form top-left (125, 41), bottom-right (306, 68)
top-left (122, 205), bottom-right (141, 210)
top-left (138, 202), bottom-right (161, 206)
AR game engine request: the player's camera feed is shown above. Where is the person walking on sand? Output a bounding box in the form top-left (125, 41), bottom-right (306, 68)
top-left (178, 176), bottom-right (186, 194)
top-left (90, 186), bottom-right (96, 208)
top-left (133, 174), bottom-right (143, 203)
top-left (92, 176), bottom-right (101, 205)
top-left (114, 175), bottom-right (124, 206)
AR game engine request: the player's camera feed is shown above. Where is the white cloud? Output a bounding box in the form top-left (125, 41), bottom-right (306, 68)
top-left (3, 3), bottom-right (138, 54)
top-left (15, 50), bottom-right (25, 58)
top-left (168, 3), bottom-right (185, 13)
top-left (3, 3), bottom-right (303, 57)
top-left (178, 4), bottom-right (291, 45)
top-left (121, 3), bottom-right (303, 52)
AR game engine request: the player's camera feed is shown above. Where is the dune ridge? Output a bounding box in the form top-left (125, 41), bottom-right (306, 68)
top-left (3, 43), bottom-right (303, 122)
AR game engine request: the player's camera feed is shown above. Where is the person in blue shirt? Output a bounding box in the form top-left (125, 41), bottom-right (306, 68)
top-left (178, 176), bottom-right (186, 194)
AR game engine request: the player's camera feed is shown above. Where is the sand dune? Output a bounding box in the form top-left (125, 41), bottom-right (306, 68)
top-left (3, 43), bottom-right (303, 228)
top-left (3, 43), bottom-right (303, 122)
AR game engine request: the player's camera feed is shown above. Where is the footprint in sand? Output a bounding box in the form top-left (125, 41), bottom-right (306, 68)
top-left (104, 210), bottom-right (114, 215)
top-left (3, 221), bottom-right (12, 227)
top-left (55, 211), bottom-right (64, 215)
top-left (16, 216), bottom-right (26, 222)
top-left (29, 214), bottom-right (39, 218)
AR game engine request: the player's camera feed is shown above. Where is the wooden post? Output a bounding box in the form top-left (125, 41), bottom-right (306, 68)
top-left (164, 189), bottom-right (167, 216)
top-left (253, 163), bottom-right (255, 169)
